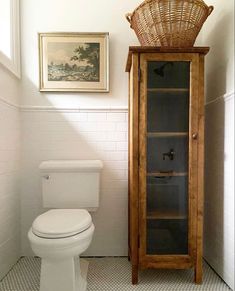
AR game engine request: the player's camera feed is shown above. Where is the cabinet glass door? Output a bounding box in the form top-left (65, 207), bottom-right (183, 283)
top-left (146, 61), bottom-right (190, 255)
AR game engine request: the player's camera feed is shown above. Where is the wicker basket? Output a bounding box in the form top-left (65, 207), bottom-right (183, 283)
top-left (126, 0), bottom-right (213, 47)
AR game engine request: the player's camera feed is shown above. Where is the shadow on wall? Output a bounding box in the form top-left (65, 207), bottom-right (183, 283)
top-left (20, 76), bottom-right (128, 257)
top-left (204, 99), bottom-right (225, 272)
top-left (204, 11), bottom-right (233, 101)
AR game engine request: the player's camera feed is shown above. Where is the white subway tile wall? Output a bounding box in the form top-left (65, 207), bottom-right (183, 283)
top-left (204, 93), bottom-right (234, 290)
top-left (0, 101), bottom-right (21, 279)
top-left (21, 110), bottom-right (128, 256)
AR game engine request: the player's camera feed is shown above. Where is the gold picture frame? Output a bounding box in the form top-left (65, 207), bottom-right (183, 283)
top-left (39, 32), bottom-right (109, 92)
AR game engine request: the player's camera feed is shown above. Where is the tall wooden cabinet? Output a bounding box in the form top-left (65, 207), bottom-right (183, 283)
top-left (126, 47), bottom-right (209, 284)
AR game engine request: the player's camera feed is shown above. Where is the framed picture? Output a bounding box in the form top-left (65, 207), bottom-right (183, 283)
top-left (39, 32), bottom-right (109, 92)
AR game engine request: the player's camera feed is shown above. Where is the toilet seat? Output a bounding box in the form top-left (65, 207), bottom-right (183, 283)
top-left (32, 209), bottom-right (92, 239)
top-left (28, 223), bottom-right (95, 260)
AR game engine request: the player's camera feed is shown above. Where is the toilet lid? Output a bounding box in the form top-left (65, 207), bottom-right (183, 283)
top-left (32, 209), bottom-right (92, 238)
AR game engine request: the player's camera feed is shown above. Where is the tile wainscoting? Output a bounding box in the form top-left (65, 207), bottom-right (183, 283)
top-left (0, 98), bottom-right (21, 279)
top-left (204, 92), bottom-right (234, 290)
top-left (20, 107), bottom-right (128, 257)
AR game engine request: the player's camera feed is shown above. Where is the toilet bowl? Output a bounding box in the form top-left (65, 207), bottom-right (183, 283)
top-left (28, 209), bottom-right (94, 291)
top-left (28, 160), bottom-right (103, 291)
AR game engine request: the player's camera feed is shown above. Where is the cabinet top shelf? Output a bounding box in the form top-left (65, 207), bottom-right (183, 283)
top-left (125, 46), bottom-right (210, 72)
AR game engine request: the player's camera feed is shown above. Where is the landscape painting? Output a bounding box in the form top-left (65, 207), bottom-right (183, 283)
top-left (39, 33), bottom-right (109, 92)
top-left (47, 42), bottom-right (100, 82)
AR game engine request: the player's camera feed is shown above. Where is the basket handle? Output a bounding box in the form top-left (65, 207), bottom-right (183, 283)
top-left (208, 6), bottom-right (214, 16)
top-left (125, 13), bottom-right (132, 24)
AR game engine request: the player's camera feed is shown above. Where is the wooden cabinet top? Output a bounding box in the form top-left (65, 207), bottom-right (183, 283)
top-left (125, 46), bottom-right (210, 72)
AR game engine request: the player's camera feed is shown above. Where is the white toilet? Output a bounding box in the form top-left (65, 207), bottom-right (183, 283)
top-left (28, 160), bottom-right (103, 291)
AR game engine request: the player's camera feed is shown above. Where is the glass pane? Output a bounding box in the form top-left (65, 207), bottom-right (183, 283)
top-left (148, 61), bottom-right (190, 88)
top-left (147, 91), bottom-right (189, 132)
top-left (147, 176), bottom-right (188, 214)
top-left (147, 136), bottom-right (188, 173)
top-left (146, 61), bottom-right (190, 255)
top-left (147, 220), bottom-right (188, 255)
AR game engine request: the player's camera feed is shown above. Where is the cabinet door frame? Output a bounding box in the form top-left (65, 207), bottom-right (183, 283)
top-left (128, 53), bottom-right (140, 283)
top-left (139, 53), bottom-right (200, 269)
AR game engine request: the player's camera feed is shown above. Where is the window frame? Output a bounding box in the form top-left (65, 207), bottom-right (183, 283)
top-left (0, 0), bottom-right (21, 78)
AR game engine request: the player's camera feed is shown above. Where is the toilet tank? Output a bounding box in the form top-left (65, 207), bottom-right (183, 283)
top-left (39, 160), bottom-right (103, 211)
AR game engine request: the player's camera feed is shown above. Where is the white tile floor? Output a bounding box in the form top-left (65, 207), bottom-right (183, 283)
top-left (0, 257), bottom-right (231, 291)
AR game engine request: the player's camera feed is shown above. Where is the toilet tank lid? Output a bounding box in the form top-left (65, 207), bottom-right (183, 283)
top-left (39, 160), bottom-right (103, 172)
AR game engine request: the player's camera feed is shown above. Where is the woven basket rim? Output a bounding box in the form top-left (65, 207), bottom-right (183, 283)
top-left (129, 0), bottom-right (212, 24)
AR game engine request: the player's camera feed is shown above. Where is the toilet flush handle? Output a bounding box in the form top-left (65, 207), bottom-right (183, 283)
top-left (43, 175), bottom-right (50, 180)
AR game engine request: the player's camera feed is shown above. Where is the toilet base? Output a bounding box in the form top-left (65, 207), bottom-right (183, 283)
top-left (40, 257), bottom-right (89, 291)
top-left (78, 259), bottom-right (89, 291)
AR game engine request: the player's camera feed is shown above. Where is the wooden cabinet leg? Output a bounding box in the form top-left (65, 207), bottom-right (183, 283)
top-left (194, 261), bottom-right (202, 284)
top-left (132, 265), bottom-right (138, 284)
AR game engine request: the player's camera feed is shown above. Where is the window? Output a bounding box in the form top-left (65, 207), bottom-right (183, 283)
top-left (0, 0), bottom-right (20, 78)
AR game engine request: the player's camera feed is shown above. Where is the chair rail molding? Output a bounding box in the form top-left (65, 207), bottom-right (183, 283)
top-left (20, 105), bottom-right (128, 112)
top-left (205, 91), bottom-right (234, 106)
top-left (0, 0), bottom-right (21, 78)
top-left (0, 95), bottom-right (19, 109)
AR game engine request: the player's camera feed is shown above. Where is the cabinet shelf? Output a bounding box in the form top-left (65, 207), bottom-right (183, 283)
top-left (147, 172), bottom-right (188, 177)
top-left (147, 88), bottom-right (189, 93)
top-left (147, 132), bottom-right (188, 138)
top-left (147, 211), bottom-right (187, 220)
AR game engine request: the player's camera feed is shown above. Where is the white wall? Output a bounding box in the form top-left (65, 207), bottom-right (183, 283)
top-left (200, 0), bottom-right (234, 102)
top-left (20, 0), bottom-right (142, 256)
top-left (20, 0), bottom-right (141, 109)
top-left (0, 66), bottom-right (20, 107)
top-left (201, 0), bottom-right (234, 289)
top-left (0, 66), bottom-right (21, 279)
top-left (204, 94), bottom-right (234, 289)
